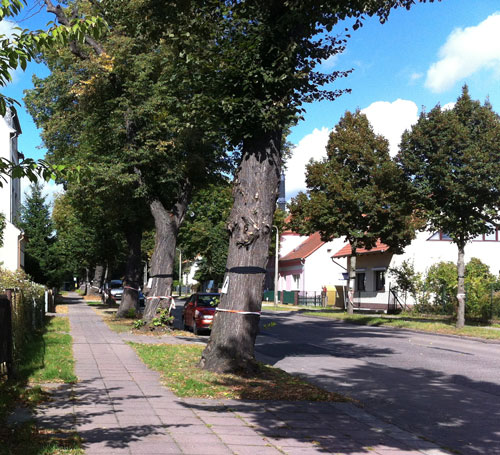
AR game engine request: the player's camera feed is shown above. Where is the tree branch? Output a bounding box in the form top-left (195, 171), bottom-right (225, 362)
top-left (43, 0), bottom-right (105, 57)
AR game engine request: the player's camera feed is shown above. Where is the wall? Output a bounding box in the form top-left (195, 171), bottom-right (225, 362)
top-left (304, 237), bottom-right (348, 291)
top-left (0, 221), bottom-right (22, 271)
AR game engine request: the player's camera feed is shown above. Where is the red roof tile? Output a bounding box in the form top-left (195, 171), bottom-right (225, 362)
top-left (332, 240), bottom-right (389, 258)
top-left (280, 232), bottom-right (325, 262)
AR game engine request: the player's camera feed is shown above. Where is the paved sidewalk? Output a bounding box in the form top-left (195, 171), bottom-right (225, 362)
top-left (36, 293), bottom-right (452, 455)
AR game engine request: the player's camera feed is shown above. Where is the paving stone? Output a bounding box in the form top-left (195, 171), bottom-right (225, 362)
top-left (175, 442), bottom-right (234, 454)
top-left (227, 445), bottom-right (283, 455)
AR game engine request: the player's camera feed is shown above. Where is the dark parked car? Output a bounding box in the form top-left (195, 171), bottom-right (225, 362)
top-left (182, 293), bottom-right (220, 335)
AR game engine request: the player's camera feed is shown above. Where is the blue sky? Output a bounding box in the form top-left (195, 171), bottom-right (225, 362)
top-left (3, 1), bottom-right (500, 201)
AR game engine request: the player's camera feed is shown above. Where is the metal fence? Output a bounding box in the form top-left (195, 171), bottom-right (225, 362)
top-left (0, 294), bottom-right (13, 378)
top-left (297, 291), bottom-right (324, 307)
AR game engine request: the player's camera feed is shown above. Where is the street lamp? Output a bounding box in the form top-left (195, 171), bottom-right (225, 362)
top-left (176, 247), bottom-right (182, 296)
top-left (273, 225), bottom-right (279, 307)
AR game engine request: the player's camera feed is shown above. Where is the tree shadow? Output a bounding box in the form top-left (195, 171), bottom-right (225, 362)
top-left (253, 314), bottom-right (500, 455)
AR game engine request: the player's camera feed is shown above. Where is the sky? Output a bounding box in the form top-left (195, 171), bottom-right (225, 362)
top-left (3, 0), bottom-right (500, 203)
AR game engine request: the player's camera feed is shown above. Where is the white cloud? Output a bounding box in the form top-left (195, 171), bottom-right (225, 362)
top-left (409, 72), bottom-right (423, 83)
top-left (425, 13), bottom-right (500, 93)
top-left (361, 99), bottom-right (419, 156)
top-left (285, 127), bottom-right (330, 198)
top-left (442, 102), bottom-right (455, 111)
top-left (0, 20), bottom-right (17, 38)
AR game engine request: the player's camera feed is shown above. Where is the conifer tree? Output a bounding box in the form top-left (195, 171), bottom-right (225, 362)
top-left (19, 182), bottom-right (56, 285)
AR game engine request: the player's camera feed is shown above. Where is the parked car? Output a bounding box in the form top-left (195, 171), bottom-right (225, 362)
top-left (102, 280), bottom-right (123, 304)
top-left (102, 280), bottom-right (145, 306)
top-left (182, 293), bottom-right (220, 335)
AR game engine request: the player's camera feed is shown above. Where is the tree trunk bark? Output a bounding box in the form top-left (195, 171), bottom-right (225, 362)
top-left (456, 243), bottom-right (466, 329)
top-left (143, 194), bottom-right (189, 322)
top-left (200, 130), bottom-right (282, 374)
top-left (346, 242), bottom-right (357, 315)
top-left (117, 224), bottom-right (143, 318)
top-left (88, 265), bottom-right (104, 296)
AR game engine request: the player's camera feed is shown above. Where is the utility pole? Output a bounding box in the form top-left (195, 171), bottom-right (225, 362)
top-left (176, 248), bottom-right (182, 296)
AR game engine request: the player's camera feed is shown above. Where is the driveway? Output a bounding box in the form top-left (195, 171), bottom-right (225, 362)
top-left (254, 311), bottom-right (500, 455)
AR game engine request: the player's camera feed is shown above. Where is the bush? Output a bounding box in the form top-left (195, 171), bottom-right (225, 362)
top-left (410, 258), bottom-right (500, 321)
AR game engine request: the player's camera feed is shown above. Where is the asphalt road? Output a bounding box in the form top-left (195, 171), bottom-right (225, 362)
top-left (253, 311), bottom-right (500, 455)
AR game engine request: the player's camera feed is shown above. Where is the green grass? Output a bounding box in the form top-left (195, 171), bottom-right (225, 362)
top-left (0, 316), bottom-right (81, 454)
top-left (302, 309), bottom-right (500, 340)
top-left (131, 342), bottom-right (350, 402)
top-left (85, 301), bottom-right (102, 306)
top-left (262, 303), bottom-right (301, 312)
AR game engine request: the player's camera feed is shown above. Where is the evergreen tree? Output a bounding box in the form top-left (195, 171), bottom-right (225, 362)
top-left (19, 183), bottom-right (56, 285)
top-left (397, 86), bottom-right (500, 328)
top-left (289, 110), bottom-right (415, 313)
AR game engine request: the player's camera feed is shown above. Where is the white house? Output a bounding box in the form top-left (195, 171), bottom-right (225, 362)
top-left (332, 228), bottom-right (500, 310)
top-left (0, 108), bottom-right (24, 271)
top-left (265, 228), bottom-right (348, 305)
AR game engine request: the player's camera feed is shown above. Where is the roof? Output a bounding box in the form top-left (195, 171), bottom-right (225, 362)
top-left (332, 240), bottom-right (389, 258)
top-left (280, 232), bottom-right (325, 262)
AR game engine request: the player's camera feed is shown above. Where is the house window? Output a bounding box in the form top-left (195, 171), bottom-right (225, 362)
top-left (292, 274), bottom-right (300, 290)
top-left (375, 270), bottom-right (386, 291)
top-left (356, 272), bottom-right (366, 291)
top-left (428, 231), bottom-right (452, 241)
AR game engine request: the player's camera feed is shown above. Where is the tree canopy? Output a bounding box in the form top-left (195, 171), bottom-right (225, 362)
top-left (397, 86), bottom-right (500, 327)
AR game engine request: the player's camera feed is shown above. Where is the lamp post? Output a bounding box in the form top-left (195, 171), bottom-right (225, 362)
top-left (176, 248), bottom-right (182, 296)
top-left (273, 225), bottom-right (279, 307)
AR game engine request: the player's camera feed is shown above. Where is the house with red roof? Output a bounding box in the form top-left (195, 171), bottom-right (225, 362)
top-left (266, 228), bottom-right (348, 304)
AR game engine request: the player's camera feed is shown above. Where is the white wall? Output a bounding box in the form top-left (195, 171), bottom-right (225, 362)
top-left (0, 220), bottom-right (22, 271)
top-left (302, 238), bottom-right (348, 292)
top-left (390, 230), bottom-right (500, 278)
top-left (279, 232), bottom-right (307, 257)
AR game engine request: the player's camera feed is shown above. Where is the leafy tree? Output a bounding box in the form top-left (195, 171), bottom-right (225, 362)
top-left (197, 0), bottom-right (435, 373)
top-left (33, 0), bottom-right (229, 319)
top-left (0, 212), bottom-right (5, 248)
top-left (18, 182), bottom-right (57, 285)
top-left (397, 86), bottom-right (500, 328)
top-left (288, 110), bottom-right (415, 314)
top-left (178, 182), bottom-right (233, 287)
top-left (0, 0), bottom-right (105, 184)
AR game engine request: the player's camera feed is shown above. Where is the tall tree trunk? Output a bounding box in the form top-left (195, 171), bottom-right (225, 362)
top-left (143, 194), bottom-right (189, 322)
top-left (117, 224), bottom-right (143, 318)
top-left (200, 130), bottom-right (281, 374)
top-left (346, 242), bottom-right (357, 315)
top-left (456, 243), bottom-right (466, 329)
top-left (88, 265), bottom-right (104, 296)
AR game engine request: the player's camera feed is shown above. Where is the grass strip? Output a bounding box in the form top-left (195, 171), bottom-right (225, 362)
top-left (302, 310), bottom-right (500, 340)
top-left (0, 315), bottom-right (81, 455)
top-left (131, 342), bottom-right (349, 402)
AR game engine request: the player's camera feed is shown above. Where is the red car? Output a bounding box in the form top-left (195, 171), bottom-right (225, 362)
top-left (182, 293), bottom-right (220, 335)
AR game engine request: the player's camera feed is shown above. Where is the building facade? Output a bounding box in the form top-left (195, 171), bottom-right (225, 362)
top-left (0, 108), bottom-right (24, 271)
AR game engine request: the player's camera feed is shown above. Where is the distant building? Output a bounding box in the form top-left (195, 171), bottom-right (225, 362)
top-left (0, 108), bottom-right (25, 271)
top-left (332, 229), bottom-right (500, 309)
